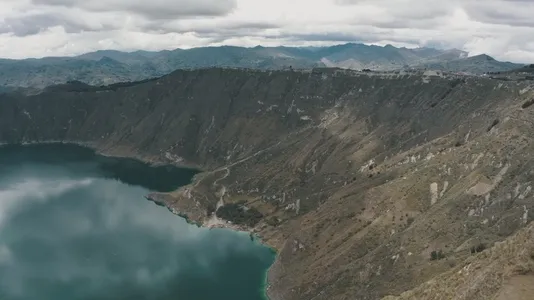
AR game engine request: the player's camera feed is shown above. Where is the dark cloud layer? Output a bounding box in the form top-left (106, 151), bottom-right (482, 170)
top-left (142, 20), bottom-right (278, 36)
top-left (463, 1), bottom-right (534, 27)
top-left (0, 13), bottom-right (116, 37)
top-left (32, 0), bottom-right (237, 19)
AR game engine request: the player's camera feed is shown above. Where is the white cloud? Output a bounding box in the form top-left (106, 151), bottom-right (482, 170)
top-left (0, 178), bottom-right (93, 227)
top-left (0, 0), bottom-right (533, 62)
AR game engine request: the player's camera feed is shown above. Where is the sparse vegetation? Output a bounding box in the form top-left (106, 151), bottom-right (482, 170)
top-left (206, 204), bottom-right (216, 217)
top-left (449, 78), bottom-right (465, 88)
top-left (430, 250), bottom-right (446, 261)
top-left (216, 203), bottom-right (263, 227)
top-left (522, 98), bottom-right (534, 109)
top-left (266, 216), bottom-right (281, 227)
top-left (470, 243), bottom-right (487, 254)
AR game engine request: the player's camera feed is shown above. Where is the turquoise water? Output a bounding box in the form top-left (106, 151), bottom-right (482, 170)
top-left (0, 144), bottom-right (275, 300)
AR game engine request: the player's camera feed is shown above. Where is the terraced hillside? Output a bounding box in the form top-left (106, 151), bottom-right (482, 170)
top-left (1, 68), bottom-right (534, 300)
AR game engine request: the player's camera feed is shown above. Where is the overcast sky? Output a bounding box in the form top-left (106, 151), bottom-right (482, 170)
top-left (0, 0), bottom-right (533, 62)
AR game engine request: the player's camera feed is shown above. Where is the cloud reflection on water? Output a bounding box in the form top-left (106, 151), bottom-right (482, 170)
top-left (0, 147), bottom-right (274, 300)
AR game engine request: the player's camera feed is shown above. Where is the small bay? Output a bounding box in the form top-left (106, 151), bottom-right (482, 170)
top-left (0, 144), bottom-right (275, 300)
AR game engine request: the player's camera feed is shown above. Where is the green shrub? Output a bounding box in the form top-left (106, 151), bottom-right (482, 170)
top-left (266, 217), bottom-right (280, 227)
top-left (216, 203), bottom-right (263, 227)
top-left (430, 250), bottom-right (445, 261)
top-left (470, 243), bottom-right (487, 254)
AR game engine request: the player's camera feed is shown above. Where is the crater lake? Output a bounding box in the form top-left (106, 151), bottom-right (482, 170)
top-left (0, 144), bottom-right (275, 300)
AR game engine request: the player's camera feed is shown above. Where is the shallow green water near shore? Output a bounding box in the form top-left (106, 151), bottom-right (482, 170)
top-left (0, 144), bottom-right (275, 300)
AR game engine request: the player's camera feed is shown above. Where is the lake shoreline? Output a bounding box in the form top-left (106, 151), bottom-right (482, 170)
top-left (0, 141), bottom-right (281, 300)
top-left (143, 193), bottom-right (280, 300)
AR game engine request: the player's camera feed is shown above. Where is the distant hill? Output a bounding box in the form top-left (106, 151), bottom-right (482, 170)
top-left (505, 64), bottom-right (534, 74)
top-left (413, 54), bottom-right (523, 74)
top-left (481, 63), bottom-right (534, 81)
top-left (0, 43), bottom-right (526, 88)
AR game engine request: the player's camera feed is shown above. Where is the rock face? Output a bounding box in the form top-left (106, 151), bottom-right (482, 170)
top-left (1, 67), bottom-right (534, 300)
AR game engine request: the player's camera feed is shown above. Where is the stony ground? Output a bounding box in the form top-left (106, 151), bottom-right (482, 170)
top-left (1, 68), bottom-right (534, 300)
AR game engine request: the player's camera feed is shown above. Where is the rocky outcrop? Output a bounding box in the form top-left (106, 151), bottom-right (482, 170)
top-left (1, 67), bottom-right (534, 300)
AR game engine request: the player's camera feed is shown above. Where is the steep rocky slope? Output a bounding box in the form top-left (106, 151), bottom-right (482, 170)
top-left (1, 68), bottom-right (534, 300)
top-left (383, 222), bottom-right (534, 300)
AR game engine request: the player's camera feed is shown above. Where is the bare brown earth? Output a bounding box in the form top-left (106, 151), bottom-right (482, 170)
top-left (383, 223), bottom-right (534, 300)
top-left (495, 275), bottom-right (534, 300)
top-left (1, 68), bottom-right (534, 300)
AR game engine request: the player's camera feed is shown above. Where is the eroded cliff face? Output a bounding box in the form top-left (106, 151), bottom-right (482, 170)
top-left (1, 68), bottom-right (534, 300)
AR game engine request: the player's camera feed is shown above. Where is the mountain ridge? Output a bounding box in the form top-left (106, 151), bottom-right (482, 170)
top-left (0, 43), bottom-right (525, 89)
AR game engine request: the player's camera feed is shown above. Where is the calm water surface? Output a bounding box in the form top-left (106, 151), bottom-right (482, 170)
top-left (0, 144), bottom-right (275, 300)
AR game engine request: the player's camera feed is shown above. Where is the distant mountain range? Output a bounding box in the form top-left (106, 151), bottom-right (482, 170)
top-left (0, 43), bottom-right (526, 88)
